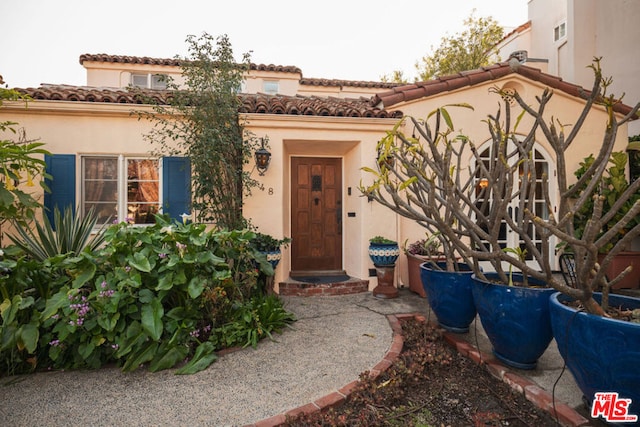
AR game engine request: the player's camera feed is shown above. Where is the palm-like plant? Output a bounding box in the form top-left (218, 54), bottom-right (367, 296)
top-left (8, 206), bottom-right (107, 261)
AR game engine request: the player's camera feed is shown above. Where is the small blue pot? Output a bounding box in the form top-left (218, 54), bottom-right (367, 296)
top-left (420, 262), bottom-right (476, 333)
top-left (259, 250), bottom-right (281, 269)
top-left (550, 292), bottom-right (640, 418)
top-left (368, 242), bottom-right (400, 266)
top-left (471, 273), bottom-right (555, 369)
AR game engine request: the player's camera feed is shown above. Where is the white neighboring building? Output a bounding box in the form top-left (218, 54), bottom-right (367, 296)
top-left (497, 0), bottom-right (640, 135)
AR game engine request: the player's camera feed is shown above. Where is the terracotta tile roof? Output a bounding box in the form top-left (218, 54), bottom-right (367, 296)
top-left (239, 93), bottom-right (401, 118)
top-left (15, 84), bottom-right (401, 118)
top-left (79, 53), bottom-right (182, 67)
top-left (249, 63), bottom-right (302, 74)
top-left (79, 53), bottom-right (401, 89)
top-left (371, 60), bottom-right (638, 117)
top-left (498, 21), bottom-right (532, 44)
top-left (79, 53), bottom-right (303, 74)
top-left (18, 84), bottom-right (156, 103)
top-left (299, 78), bottom-right (402, 89)
top-left (80, 53), bottom-right (302, 75)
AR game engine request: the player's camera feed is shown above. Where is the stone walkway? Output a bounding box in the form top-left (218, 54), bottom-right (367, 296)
top-left (0, 290), bottom-right (590, 426)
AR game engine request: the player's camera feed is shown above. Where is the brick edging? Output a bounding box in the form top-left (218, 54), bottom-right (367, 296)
top-left (246, 313), bottom-right (590, 427)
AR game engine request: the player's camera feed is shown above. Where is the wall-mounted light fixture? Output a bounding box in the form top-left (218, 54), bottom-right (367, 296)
top-left (255, 137), bottom-right (271, 176)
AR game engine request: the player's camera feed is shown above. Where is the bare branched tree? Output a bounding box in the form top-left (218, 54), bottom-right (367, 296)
top-left (362, 59), bottom-right (640, 316)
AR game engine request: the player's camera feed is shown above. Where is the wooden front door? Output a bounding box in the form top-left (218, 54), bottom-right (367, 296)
top-left (291, 157), bottom-right (342, 272)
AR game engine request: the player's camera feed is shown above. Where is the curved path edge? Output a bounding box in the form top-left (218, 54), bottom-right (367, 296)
top-left (247, 313), bottom-right (590, 427)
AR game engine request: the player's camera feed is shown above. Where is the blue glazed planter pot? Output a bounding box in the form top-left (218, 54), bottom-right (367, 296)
top-left (368, 242), bottom-right (400, 266)
top-left (471, 273), bottom-right (555, 370)
top-left (258, 250), bottom-right (281, 270)
top-left (550, 292), bottom-right (640, 418)
top-left (265, 250), bottom-right (282, 269)
top-left (420, 262), bottom-right (476, 333)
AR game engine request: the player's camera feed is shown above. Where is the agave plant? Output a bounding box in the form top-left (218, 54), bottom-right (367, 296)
top-left (8, 205), bottom-right (107, 261)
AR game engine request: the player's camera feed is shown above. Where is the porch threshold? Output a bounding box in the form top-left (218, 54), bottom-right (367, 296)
top-left (278, 276), bottom-right (369, 296)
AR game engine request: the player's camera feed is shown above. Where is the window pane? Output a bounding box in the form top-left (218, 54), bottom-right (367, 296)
top-left (132, 74), bottom-right (148, 88)
top-left (151, 74), bottom-right (167, 90)
top-left (127, 203), bottom-right (159, 224)
top-left (83, 157), bottom-right (118, 223)
top-left (127, 159), bottom-right (159, 224)
top-left (84, 181), bottom-right (117, 202)
top-left (85, 202), bottom-right (117, 224)
top-left (85, 157), bottom-right (117, 179)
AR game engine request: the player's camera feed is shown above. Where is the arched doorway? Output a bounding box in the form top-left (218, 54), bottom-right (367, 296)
top-left (473, 140), bottom-right (558, 270)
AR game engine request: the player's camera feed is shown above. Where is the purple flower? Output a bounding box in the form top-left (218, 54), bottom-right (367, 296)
top-left (49, 339), bottom-right (60, 347)
top-left (99, 289), bottom-right (115, 298)
top-left (100, 280), bottom-right (107, 289)
top-left (159, 253), bottom-right (168, 259)
top-left (125, 266), bottom-right (131, 272)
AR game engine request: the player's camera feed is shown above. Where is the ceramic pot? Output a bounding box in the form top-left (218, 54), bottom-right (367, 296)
top-left (368, 242), bottom-right (400, 266)
top-left (471, 273), bottom-right (555, 369)
top-left (550, 292), bottom-right (640, 418)
top-left (420, 262), bottom-right (476, 333)
top-left (262, 249), bottom-right (281, 269)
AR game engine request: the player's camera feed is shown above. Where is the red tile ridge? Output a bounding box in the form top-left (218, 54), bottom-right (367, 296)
top-left (300, 77), bottom-right (402, 89)
top-left (497, 21), bottom-right (532, 45)
top-left (370, 60), bottom-right (638, 119)
top-left (79, 53), bottom-right (303, 75)
top-left (14, 85), bottom-right (401, 119)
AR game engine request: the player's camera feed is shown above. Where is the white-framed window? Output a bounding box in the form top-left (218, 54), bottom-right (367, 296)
top-left (82, 155), bottom-right (160, 225)
top-left (131, 73), bottom-right (167, 90)
top-left (263, 80), bottom-right (279, 95)
top-left (554, 22), bottom-right (566, 42)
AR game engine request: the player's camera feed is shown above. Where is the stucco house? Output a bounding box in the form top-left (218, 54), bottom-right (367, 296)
top-left (0, 53), bottom-right (635, 295)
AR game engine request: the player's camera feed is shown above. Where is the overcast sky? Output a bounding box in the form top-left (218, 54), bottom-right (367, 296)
top-left (1, 0), bottom-right (528, 89)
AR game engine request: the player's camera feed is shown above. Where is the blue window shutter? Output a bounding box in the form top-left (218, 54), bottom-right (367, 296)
top-left (162, 157), bottom-right (191, 222)
top-left (44, 154), bottom-right (76, 225)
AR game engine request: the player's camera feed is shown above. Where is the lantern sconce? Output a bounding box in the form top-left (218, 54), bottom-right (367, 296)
top-left (255, 137), bottom-right (271, 176)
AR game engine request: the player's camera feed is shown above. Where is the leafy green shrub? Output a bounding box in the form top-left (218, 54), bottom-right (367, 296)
top-left (214, 293), bottom-right (296, 349)
top-left (572, 152), bottom-right (640, 252)
top-left (249, 232), bottom-right (291, 252)
top-left (0, 252), bottom-right (95, 374)
top-left (0, 87), bottom-right (50, 233)
top-left (369, 235), bottom-right (396, 244)
top-left (0, 214), bottom-right (295, 375)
